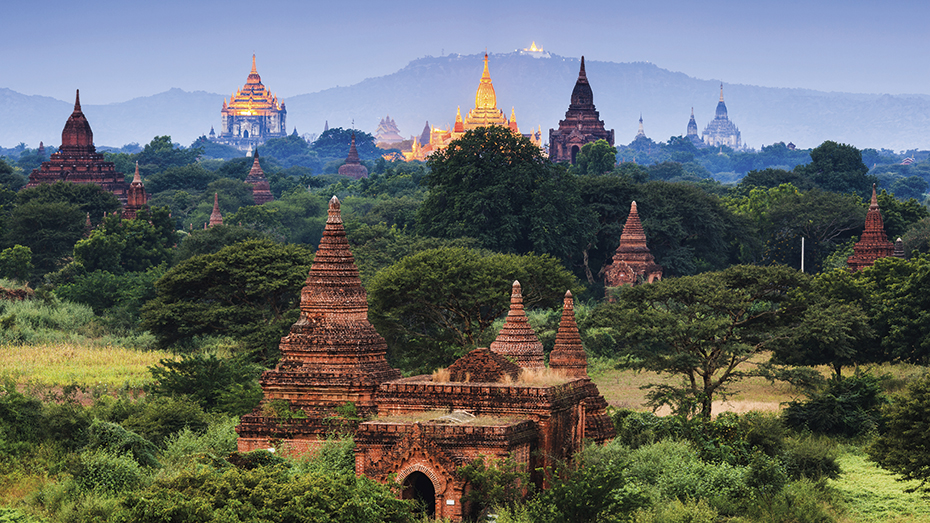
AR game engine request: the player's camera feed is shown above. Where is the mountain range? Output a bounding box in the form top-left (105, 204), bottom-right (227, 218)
top-left (2, 52), bottom-right (929, 152)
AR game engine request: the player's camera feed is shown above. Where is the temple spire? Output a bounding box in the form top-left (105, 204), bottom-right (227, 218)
top-left (549, 290), bottom-right (588, 378)
top-left (73, 89), bottom-right (82, 114)
top-left (489, 281), bottom-right (545, 368)
top-left (209, 193), bottom-right (223, 227)
top-left (870, 182), bottom-right (879, 209)
top-left (251, 54), bottom-right (257, 74)
top-left (132, 161), bottom-right (141, 184)
top-left (580, 56), bottom-right (586, 78)
top-left (720, 83), bottom-right (725, 102)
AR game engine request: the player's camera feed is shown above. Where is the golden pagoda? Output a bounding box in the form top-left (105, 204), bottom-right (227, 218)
top-left (213, 55), bottom-right (287, 151)
top-left (463, 53), bottom-right (508, 130)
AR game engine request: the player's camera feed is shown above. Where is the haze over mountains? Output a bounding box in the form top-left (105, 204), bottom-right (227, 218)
top-left (3, 52), bottom-right (929, 152)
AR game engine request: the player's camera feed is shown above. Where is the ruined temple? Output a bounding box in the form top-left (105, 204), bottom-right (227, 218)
top-left (337, 134), bottom-right (369, 179)
top-left (208, 193), bottom-right (223, 227)
top-left (122, 162), bottom-right (149, 220)
top-left (847, 185), bottom-right (895, 271)
top-left (25, 90), bottom-right (133, 205)
top-left (237, 196), bottom-right (615, 521)
top-left (244, 150), bottom-right (274, 204)
top-left (604, 201), bottom-right (663, 289)
top-left (213, 55), bottom-right (287, 151)
top-left (548, 56), bottom-right (615, 164)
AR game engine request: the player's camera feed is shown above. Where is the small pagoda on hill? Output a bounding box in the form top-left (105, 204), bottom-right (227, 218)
top-left (604, 201), bottom-right (663, 289)
top-left (25, 90), bottom-right (136, 206)
top-left (847, 185), bottom-right (895, 271)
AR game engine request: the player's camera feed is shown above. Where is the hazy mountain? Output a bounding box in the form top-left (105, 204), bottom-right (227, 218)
top-left (3, 53), bottom-right (929, 151)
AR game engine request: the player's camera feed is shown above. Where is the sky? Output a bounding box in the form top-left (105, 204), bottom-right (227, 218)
top-left (3, 0), bottom-right (929, 105)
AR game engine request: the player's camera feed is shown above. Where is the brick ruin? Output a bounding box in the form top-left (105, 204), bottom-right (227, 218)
top-left (548, 56), bottom-right (615, 164)
top-left (847, 184), bottom-right (896, 271)
top-left (604, 201), bottom-right (663, 290)
top-left (236, 196), bottom-right (615, 520)
top-left (244, 150), bottom-right (274, 205)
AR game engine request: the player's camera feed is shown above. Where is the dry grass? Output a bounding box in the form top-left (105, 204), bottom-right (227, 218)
top-left (0, 342), bottom-right (175, 388)
top-left (373, 409), bottom-right (525, 426)
top-left (429, 366), bottom-right (570, 386)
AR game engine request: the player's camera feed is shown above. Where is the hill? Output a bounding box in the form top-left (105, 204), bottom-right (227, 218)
top-left (2, 53), bottom-right (929, 151)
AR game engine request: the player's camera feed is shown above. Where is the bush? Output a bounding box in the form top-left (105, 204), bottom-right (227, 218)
top-left (147, 353), bottom-right (263, 415)
top-left (65, 449), bottom-right (146, 494)
top-left (86, 419), bottom-right (159, 468)
top-left (782, 435), bottom-right (840, 480)
top-left (783, 375), bottom-right (886, 437)
top-left (159, 415), bottom-right (239, 470)
top-left (119, 396), bottom-right (209, 447)
top-left (631, 498), bottom-right (718, 523)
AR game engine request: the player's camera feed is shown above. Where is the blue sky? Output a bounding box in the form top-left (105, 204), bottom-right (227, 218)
top-left (4, 0), bottom-right (928, 104)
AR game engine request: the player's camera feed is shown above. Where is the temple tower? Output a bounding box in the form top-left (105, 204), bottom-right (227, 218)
top-left (337, 134), bottom-right (369, 179)
top-left (462, 54), bottom-right (509, 130)
top-left (208, 193), bottom-right (223, 227)
top-left (847, 185), bottom-right (895, 271)
top-left (489, 281), bottom-right (545, 369)
top-left (548, 291), bottom-right (588, 378)
top-left (636, 114), bottom-right (646, 138)
top-left (701, 84), bottom-right (742, 149)
top-left (604, 201), bottom-right (663, 289)
top-left (123, 162), bottom-right (149, 220)
top-left (244, 150), bottom-right (274, 204)
top-left (549, 56), bottom-right (615, 164)
top-left (213, 55), bottom-right (287, 151)
top-left (25, 90), bottom-right (131, 204)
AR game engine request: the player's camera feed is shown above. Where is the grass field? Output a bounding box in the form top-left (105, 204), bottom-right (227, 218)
top-left (832, 447), bottom-right (930, 523)
top-left (0, 342), bottom-right (174, 388)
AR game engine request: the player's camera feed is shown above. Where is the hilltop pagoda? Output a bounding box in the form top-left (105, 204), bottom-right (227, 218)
top-left (549, 57), bottom-right (615, 164)
top-left (702, 84), bottom-right (742, 149)
top-left (213, 55), bottom-right (287, 151)
top-left (847, 185), bottom-right (895, 271)
top-left (25, 90), bottom-right (133, 205)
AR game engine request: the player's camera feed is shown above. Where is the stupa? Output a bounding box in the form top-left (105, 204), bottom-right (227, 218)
top-left (337, 134), bottom-right (369, 179)
top-left (208, 193), bottom-right (223, 227)
top-left (549, 57), bottom-right (615, 164)
top-left (122, 162), bottom-right (149, 220)
top-left (213, 55), bottom-right (287, 151)
top-left (847, 185), bottom-right (895, 271)
top-left (548, 291), bottom-right (588, 378)
top-left (701, 84), bottom-right (742, 149)
top-left (243, 149), bottom-right (274, 204)
top-left (604, 201), bottom-right (663, 288)
top-left (488, 281), bottom-right (545, 368)
top-left (25, 90), bottom-right (131, 204)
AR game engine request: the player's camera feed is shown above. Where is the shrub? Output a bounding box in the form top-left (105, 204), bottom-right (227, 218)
top-left (147, 353), bottom-right (262, 415)
top-left (159, 415), bottom-right (239, 469)
top-left (120, 396), bottom-right (209, 447)
top-left (783, 374), bottom-right (886, 437)
top-left (631, 498), bottom-right (718, 523)
top-left (65, 449), bottom-right (146, 494)
top-left (782, 435), bottom-right (840, 481)
top-left (86, 419), bottom-right (159, 468)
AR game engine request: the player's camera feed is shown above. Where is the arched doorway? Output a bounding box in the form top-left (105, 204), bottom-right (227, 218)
top-left (402, 471), bottom-right (436, 517)
top-left (243, 130), bottom-right (249, 138)
top-left (570, 145), bottom-right (580, 164)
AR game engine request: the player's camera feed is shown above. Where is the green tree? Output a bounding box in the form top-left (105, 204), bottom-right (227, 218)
top-left (862, 254), bottom-right (930, 364)
top-left (417, 126), bottom-right (594, 261)
top-left (190, 135), bottom-right (241, 160)
top-left (875, 189), bottom-right (929, 240)
top-left (312, 127), bottom-right (379, 162)
top-left (367, 246), bottom-right (579, 371)
top-left (737, 168), bottom-right (814, 192)
top-left (141, 239), bottom-right (313, 361)
top-left (0, 245), bottom-right (33, 283)
top-left (889, 175), bottom-right (929, 201)
top-left (13, 179), bottom-right (121, 224)
top-left (144, 163), bottom-right (220, 193)
top-left (591, 264), bottom-right (803, 419)
top-left (136, 135), bottom-right (202, 171)
top-left (4, 200), bottom-right (85, 276)
top-left (0, 158), bottom-right (28, 191)
top-left (869, 373), bottom-right (930, 493)
top-left (73, 207), bottom-right (177, 274)
top-left (573, 139), bottom-right (617, 175)
top-left (148, 353), bottom-right (263, 415)
top-left (795, 140), bottom-right (877, 197)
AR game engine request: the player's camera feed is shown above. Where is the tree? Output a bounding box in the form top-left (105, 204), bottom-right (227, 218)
top-left (141, 239), bottom-right (313, 362)
top-left (144, 163), bottom-right (219, 193)
top-left (0, 158), bottom-right (28, 191)
top-left (869, 373), bottom-right (930, 494)
top-left (4, 200), bottom-right (85, 276)
top-left (875, 190), bottom-right (929, 240)
top-left (417, 126), bottom-right (594, 261)
top-left (311, 127), bottom-right (378, 162)
top-left (190, 135), bottom-right (241, 160)
top-left (0, 245), bottom-right (33, 283)
top-left (737, 168), bottom-right (814, 192)
top-left (862, 254), bottom-right (930, 364)
top-left (573, 139), bottom-right (617, 175)
top-left (794, 141), bottom-right (877, 197)
top-left (367, 246), bottom-right (579, 372)
top-left (73, 207), bottom-right (177, 274)
top-left (135, 135), bottom-right (202, 171)
top-left (889, 176), bottom-right (929, 201)
top-left (148, 353), bottom-right (263, 415)
top-left (591, 264), bottom-right (803, 419)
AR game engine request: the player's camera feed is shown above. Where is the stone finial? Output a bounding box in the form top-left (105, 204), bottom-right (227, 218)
top-left (549, 290), bottom-right (588, 378)
top-left (490, 280), bottom-right (545, 368)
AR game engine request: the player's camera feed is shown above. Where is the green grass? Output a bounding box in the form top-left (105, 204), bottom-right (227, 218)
top-left (831, 447), bottom-right (930, 523)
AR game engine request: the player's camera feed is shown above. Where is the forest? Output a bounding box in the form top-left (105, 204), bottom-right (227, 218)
top-left (1, 126), bottom-right (930, 522)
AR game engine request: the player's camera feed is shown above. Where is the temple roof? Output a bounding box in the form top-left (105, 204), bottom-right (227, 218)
top-left (61, 89), bottom-right (94, 151)
top-left (338, 133), bottom-right (368, 179)
top-left (715, 84), bottom-right (729, 119)
top-left (548, 291), bottom-right (588, 378)
top-left (490, 281), bottom-right (545, 369)
top-left (570, 56), bottom-right (594, 109)
top-left (475, 53), bottom-right (497, 110)
top-left (224, 55), bottom-right (283, 115)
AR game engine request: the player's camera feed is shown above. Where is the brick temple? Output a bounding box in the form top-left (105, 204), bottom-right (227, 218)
top-left (847, 184), bottom-right (896, 271)
top-left (337, 134), bottom-right (369, 179)
top-left (244, 150), bottom-right (274, 204)
top-left (25, 90), bottom-right (141, 208)
top-left (548, 56), bottom-right (615, 164)
top-left (604, 201), bottom-right (663, 289)
top-left (236, 196), bottom-right (614, 520)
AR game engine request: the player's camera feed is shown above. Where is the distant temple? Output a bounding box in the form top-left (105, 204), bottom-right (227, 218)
top-left (25, 90), bottom-right (138, 208)
top-left (518, 41), bottom-right (551, 58)
top-left (123, 162), bottom-right (149, 220)
top-left (375, 116), bottom-right (404, 144)
top-left (244, 150), bottom-right (274, 205)
top-left (548, 57), bottom-right (615, 164)
top-left (208, 193), bottom-right (223, 228)
top-left (635, 115), bottom-right (646, 139)
top-left (406, 54), bottom-right (539, 160)
top-left (212, 55), bottom-right (287, 151)
top-left (338, 134), bottom-right (369, 179)
top-left (701, 84), bottom-right (742, 149)
top-left (237, 196), bottom-right (614, 520)
top-left (604, 201), bottom-right (663, 289)
top-left (685, 108), bottom-right (704, 147)
top-left (847, 185), bottom-right (895, 271)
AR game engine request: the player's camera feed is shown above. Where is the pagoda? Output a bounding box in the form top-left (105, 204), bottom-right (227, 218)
top-left (337, 134), bottom-right (369, 179)
top-left (208, 193), bottom-right (223, 227)
top-left (549, 57), bottom-right (615, 164)
top-left (243, 150), bottom-right (274, 204)
top-left (702, 84), bottom-right (742, 149)
top-left (847, 185), bottom-right (895, 271)
top-left (489, 281), bottom-right (545, 368)
top-left (25, 90), bottom-right (131, 204)
top-left (548, 291), bottom-right (588, 378)
top-left (374, 116), bottom-right (403, 144)
top-left (122, 162), bottom-right (149, 220)
top-left (685, 108), bottom-right (704, 147)
top-left (604, 201), bottom-right (663, 289)
top-left (213, 55), bottom-right (287, 151)
top-left (463, 53), bottom-right (509, 130)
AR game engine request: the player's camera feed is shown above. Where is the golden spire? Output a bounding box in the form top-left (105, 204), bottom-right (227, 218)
top-left (474, 53), bottom-right (497, 110)
top-left (251, 54), bottom-right (257, 74)
top-left (720, 83), bottom-right (724, 102)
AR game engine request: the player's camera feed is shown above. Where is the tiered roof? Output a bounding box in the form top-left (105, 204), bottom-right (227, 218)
top-left (604, 201), bottom-right (663, 288)
top-left (244, 150), bottom-right (274, 204)
top-left (489, 281), bottom-right (545, 368)
top-left (847, 185), bottom-right (895, 271)
top-left (463, 54), bottom-right (509, 130)
top-left (548, 291), bottom-right (588, 378)
top-left (223, 55), bottom-right (284, 116)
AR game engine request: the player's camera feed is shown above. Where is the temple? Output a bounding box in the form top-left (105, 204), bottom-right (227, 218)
top-left (685, 108), bottom-right (704, 147)
top-left (375, 116), bottom-right (404, 144)
top-left (548, 57), bottom-right (615, 164)
top-left (337, 134), bottom-right (369, 179)
top-left (847, 185), bottom-right (895, 271)
top-left (122, 162), bottom-right (149, 219)
top-left (236, 196), bottom-right (615, 521)
top-left (212, 55), bottom-right (287, 151)
top-left (604, 201), bottom-right (663, 289)
top-left (208, 193), bottom-right (223, 227)
top-left (406, 54), bottom-right (539, 160)
top-left (25, 90), bottom-right (134, 206)
top-left (243, 150), bottom-right (274, 205)
top-left (701, 84), bottom-right (742, 149)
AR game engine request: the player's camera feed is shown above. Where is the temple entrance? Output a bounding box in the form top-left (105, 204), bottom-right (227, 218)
top-left (243, 130), bottom-right (249, 138)
top-left (570, 145), bottom-right (580, 164)
top-left (402, 471), bottom-right (436, 518)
